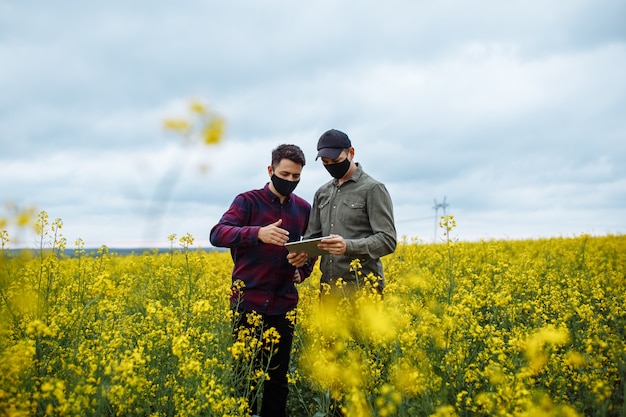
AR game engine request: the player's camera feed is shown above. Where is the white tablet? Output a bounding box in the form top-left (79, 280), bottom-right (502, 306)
top-left (285, 236), bottom-right (331, 257)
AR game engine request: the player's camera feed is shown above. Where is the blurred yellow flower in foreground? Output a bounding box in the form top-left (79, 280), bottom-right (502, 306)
top-left (163, 98), bottom-right (226, 147)
top-left (525, 325), bottom-right (570, 374)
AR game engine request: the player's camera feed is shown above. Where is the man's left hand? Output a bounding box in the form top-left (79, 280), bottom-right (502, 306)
top-left (318, 234), bottom-right (347, 255)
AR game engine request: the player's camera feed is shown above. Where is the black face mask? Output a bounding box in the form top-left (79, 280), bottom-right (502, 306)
top-left (324, 157), bottom-right (351, 179)
top-left (271, 174), bottom-right (299, 197)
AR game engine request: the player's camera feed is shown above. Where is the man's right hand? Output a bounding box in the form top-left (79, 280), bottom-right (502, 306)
top-left (258, 219), bottom-right (290, 246)
top-left (287, 251), bottom-right (308, 267)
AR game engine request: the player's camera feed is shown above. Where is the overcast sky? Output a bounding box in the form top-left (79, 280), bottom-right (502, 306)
top-left (2, 0), bottom-right (625, 249)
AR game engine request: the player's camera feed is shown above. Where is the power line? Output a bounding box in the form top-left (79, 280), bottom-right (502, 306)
top-left (396, 216), bottom-right (433, 223)
top-left (394, 197), bottom-right (451, 242)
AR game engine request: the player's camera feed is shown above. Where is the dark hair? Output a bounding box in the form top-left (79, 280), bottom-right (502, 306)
top-left (271, 144), bottom-right (306, 168)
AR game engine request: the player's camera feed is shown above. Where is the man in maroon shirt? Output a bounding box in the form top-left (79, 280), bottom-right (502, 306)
top-left (210, 144), bottom-right (315, 417)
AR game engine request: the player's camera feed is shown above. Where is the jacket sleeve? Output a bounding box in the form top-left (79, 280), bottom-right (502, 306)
top-left (297, 195), bottom-right (318, 281)
top-left (303, 190), bottom-right (323, 240)
top-left (209, 194), bottom-right (261, 248)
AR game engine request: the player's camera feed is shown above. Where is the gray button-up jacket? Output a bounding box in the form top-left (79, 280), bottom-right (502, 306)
top-left (305, 163), bottom-right (397, 291)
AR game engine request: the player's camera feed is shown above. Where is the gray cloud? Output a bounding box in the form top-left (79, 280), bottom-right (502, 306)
top-left (1, 0), bottom-right (624, 247)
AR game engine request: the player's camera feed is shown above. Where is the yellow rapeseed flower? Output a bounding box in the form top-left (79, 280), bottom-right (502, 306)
top-left (564, 351), bottom-right (586, 368)
top-left (525, 325), bottom-right (570, 374)
top-left (263, 327), bottom-right (281, 350)
top-left (189, 100), bottom-right (207, 114)
top-left (203, 117), bottom-right (225, 145)
top-left (163, 118), bottom-right (191, 134)
top-left (431, 404), bottom-right (459, 417)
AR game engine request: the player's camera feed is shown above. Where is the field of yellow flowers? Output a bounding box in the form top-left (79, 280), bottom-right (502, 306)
top-left (1, 212), bottom-right (624, 416)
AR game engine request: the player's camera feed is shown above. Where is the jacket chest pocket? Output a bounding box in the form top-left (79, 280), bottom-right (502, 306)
top-left (339, 198), bottom-right (366, 222)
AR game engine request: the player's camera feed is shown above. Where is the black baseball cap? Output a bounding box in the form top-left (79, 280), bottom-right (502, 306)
top-left (316, 129), bottom-right (352, 160)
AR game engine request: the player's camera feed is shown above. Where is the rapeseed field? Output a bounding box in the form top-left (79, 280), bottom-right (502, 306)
top-left (1, 212), bottom-right (624, 416)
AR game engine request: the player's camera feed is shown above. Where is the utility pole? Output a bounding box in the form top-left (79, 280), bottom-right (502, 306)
top-left (432, 196), bottom-right (449, 242)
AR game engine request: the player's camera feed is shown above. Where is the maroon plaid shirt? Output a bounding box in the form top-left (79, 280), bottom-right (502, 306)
top-left (210, 184), bottom-right (315, 315)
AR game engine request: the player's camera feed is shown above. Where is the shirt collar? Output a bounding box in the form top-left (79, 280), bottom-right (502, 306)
top-left (264, 182), bottom-right (291, 203)
top-left (333, 162), bottom-right (363, 185)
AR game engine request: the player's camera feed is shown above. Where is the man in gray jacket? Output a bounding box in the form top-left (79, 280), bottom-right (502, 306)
top-left (289, 129), bottom-right (397, 295)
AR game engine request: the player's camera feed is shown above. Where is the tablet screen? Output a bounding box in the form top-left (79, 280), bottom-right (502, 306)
top-left (285, 236), bottom-right (331, 257)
